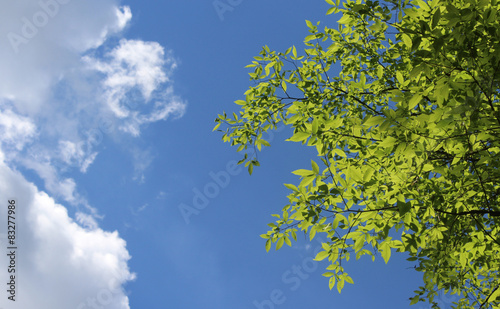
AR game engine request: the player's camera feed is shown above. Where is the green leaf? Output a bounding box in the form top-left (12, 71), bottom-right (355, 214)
top-left (344, 275), bottom-right (354, 284)
top-left (265, 239), bottom-right (271, 252)
top-left (410, 296), bottom-right (419, 305)
top-left (292, 169), bottom-right (313, 177)
top-left (402, 33), bottom-right (412, 49)
top-left (312, 118), bottom-right (319, 134)
top-left (411, 36), bottom-right (422, 52)
top-left (380, 243), bottom-right (391, 264)
top-left (353, 236), bottom-right (365, 252)
top-left (329, 277), bottom-right (336, 290)
top-left (311, 160), bottom-right (320, 174)
top-left (364, 116), bottom-right (385, 127)
top-left (408, 93), bottom-right (422, 109)
top-left (334, 148), bottom-right (346, 157)
top-left (363, 167), bottom-right (375, 182)
top-left (314, 250), bottom-right (329, 261)
top-left (398, 201), bottom-right (411, 216)
top-left (276, 237), bottom-right (285, 250)
top-left (431, 8), bottom-right (441, 28)
top-left (304, 34), bottom-right (317, 42)
top-left (396, 71), bottom-right (404, 85)
top-left (337, 15), bottom-right (350, 24)
top-left (261, 139), bottom-right (271, 147)
top-left (379, 136), bottom-right (397, 148)
top-left (309, 228), bottom-right (317, 241)
top-left (213, 122), bottom-right (221, 131)
top-left (300, 175), bottom-right (315, 187)
top-left (337, 278), bottom-right (344, 293)
top-left (422, 163), bottom-right (433, 172)
top-left (287, 131), bottom-right (310, 142)
top-left (349, 166), bottom-right (363, 182)
top-left (284, 183), bottom-right (299, 191)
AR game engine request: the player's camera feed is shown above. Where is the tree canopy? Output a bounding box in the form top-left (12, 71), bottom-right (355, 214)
top-left (214, 0), bottom-right (500, 307)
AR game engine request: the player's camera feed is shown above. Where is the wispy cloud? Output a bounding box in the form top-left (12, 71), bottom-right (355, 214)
top-left (0, 108), bottom-right (37, 152)
top-left (84, 39), bottom-right (186, 136)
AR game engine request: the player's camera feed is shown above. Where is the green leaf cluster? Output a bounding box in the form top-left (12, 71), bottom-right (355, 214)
top-left (215, 0), bottom-right (500, 307)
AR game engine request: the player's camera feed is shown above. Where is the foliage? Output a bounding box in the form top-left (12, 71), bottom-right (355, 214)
top-left (214, 0), bottom-right (500, 307)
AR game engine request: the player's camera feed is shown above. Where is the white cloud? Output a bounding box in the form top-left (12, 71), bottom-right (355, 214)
top-left (102, 39), bottom-right (168, 101)
top-left (84, 39), bottom-right (186, 135)
top-left (0, 156), bottom-right (135, 309)
top-left (76, 211), bottom-right (100, 230)
top-left (0, 108), bottom-right (37, 152)
top-left (116, 6), bottom-right (133, 30)
top-left (130, 203), bottom-right (149, 216)
top-left (58, 140), bottom-right (98, 173)
top-left (129, 146), bottom-right (155, 183)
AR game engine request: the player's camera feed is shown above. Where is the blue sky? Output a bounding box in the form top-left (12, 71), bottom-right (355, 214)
top-left (0, 0), bottom-right (457, 308)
